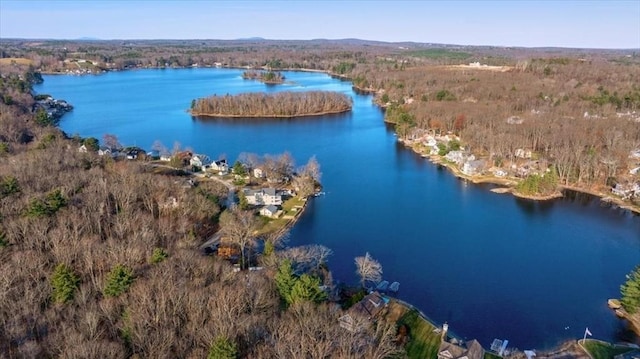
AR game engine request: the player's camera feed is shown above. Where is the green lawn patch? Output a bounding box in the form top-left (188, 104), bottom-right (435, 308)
top-left (484, 352), bottom-right (502, 359)
top-left (407, 48), bottom-right (472, 60)
top-left (282, 196), bottom-right (305, 214)
top-left (398, 309), bottom-right (442, 359)
top-left (582, 339), bottom-right (633, 359)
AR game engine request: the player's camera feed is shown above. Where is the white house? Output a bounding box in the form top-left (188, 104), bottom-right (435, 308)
top-left (243, 188), bottom-right (282, 206)
top-left (98, 146), bottom-right (116, 157)
top-left (506, 116), bottom-right (524, 125)
top-left (259, 205), bottom-right (280, 218)
top-left (253, 167), bottom-right (265, 178)
top-left (462, 160), bottom-right (485, 176)
top-left (190, 154), bottom-right (211, 168)
top-left (494, 169), bottom-right (508, 177)
top-left (445, 151), bottom-right (465, 164)
top-left (612, 182), bottom-right (640, 199)
top-left (78, 144), bottom-right (88, 153)
top-left (515, 148), bottom-right (533, 159)
top-left (210, 159), bottom-right (229, 174)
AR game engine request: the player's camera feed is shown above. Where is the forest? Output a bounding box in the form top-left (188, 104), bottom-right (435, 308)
top-left (0, 64), bottom-right (400, 358)
top-left (190, 91), bottom-right (352, 118)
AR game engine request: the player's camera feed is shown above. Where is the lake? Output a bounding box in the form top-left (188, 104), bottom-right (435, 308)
top-left (35, 68), bottom-right (640, 349)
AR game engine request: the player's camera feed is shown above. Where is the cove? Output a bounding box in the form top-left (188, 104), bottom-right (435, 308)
top-left (35, 68), bottom-right (640, 349)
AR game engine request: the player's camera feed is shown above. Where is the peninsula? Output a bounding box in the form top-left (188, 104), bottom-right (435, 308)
top-left (190, 91), bottom-right (352, 118)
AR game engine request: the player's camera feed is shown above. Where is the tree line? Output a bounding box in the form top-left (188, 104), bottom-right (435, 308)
top-left (191, 91), bottom-right (352, 118)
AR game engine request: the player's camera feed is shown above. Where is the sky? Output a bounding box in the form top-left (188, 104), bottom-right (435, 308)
top-left (0, 0), bottom-right (639, 49)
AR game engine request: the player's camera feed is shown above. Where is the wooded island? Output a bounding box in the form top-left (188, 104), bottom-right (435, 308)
top-left (242, 70), bottom-right (285, 84)
top-left (190, 91), bottom-right (352, 118)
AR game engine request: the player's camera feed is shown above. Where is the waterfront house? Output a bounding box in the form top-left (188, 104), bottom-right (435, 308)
top-left (612, 182), bottom-right (640, 199)
top-left (259, 205), bottom-right (280, 218)
top-left (210, 159), bottom-right (229, 174)
top-left (445, 151), bottom-right (465, 165)
top-left (349, 292), bottom-right (387, 320)
top-left (438, 339), bottom-right (484, 359)
top-left (462, 159), bottom-right (486, 176)
top-left (243, 188), bottom-right (283, 206)
top-left (125, 148), bottom-right (142, 160)
top-left (190, 154), bottom-right (211, 169)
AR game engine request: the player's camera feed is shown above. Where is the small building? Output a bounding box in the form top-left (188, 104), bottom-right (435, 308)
top-left (494, 169), bottom-right (507, 177)
top-left (98, 146), bottom-right (112, 156)
top-left (506, 116), bottom-right (524, 125)
top-left (253, 167), bottom-right (265, 178)
top-left (515, 148), bottom-right (533, 159)
top-left (259, 205), bottom-right (280, 218)
top-left (160, 154), bottom-right (172, 162)
top-left (78, 144), bottom-right (88, 153)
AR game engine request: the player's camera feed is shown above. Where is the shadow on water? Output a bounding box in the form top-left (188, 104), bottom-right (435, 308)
top-left (513, 196), bottom-right (556, 216)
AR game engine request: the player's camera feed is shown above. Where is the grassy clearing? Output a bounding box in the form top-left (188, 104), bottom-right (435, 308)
top-left (407, 49), bottom-right (472, 60)
top-left (0, 58), bottom-right (34, 66)
top-left (396, 308), bottom-right (442, 359)
top-left (582, 339), bottom-right (633, 359)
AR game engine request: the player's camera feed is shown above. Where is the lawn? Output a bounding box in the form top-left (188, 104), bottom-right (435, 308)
top-left (396, 307), bottom-right (442, 359)
top-left (0, 57), bottom-right (34, 66)
top-left (582, 339), bottom-right (633, 359)
top-left (255, 196), bottom-right (306, 235)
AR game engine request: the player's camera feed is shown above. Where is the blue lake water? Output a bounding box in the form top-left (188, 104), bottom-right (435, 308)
top-left (35, 69), bottom-right (640, 349)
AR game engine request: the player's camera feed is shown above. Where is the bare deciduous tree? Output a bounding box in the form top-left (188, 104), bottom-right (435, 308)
top-left (355, 252), bottom-right (383, 288)
top-left (219, 206), bottom-right (258, 268)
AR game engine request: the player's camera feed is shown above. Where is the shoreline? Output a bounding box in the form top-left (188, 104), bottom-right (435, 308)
top-left (399, 139), bottom-right (640, 214)
top-left (189, 107), bottom-right (352, 119)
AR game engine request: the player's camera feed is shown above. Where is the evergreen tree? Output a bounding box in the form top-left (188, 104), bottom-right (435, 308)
top-left (208, 336), bottom-right (237, 359)
top-left (274, 259), bottom-right (296, 305)
top-left (290, 274), bottom-right (327, 304)
top-left (621, 265), bottom-right (640, 313)
top-left (51, 263), bottom-right (80, 304)
top-left (104, 264), bottom-right (134, 297)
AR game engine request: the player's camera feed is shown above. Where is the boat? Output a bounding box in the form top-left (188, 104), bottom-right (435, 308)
top-left (389, 281), bottom-right (400, 293)
top-left (376, 280), bottom-right (389, 291)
